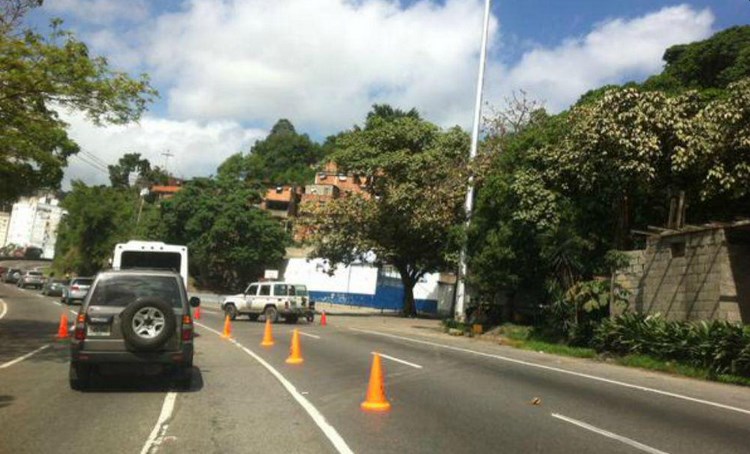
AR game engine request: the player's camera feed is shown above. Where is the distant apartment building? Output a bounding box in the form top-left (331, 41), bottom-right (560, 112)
top-left (150, 184), bottom-right (182, 200)
top-left (259, 185), bottom-right (302, 232)
top-left (0, 211), bottom-right (10, 246)
top-left (6, 195), bottom-right (66, 259)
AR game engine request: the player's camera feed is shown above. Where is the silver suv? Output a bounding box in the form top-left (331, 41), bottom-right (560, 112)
top-left (69, 270), bottom-right (200, 390)
top-left (221, 281), bottom-right (309, 323)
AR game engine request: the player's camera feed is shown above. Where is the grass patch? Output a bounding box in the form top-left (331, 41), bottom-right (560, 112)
top-left (517, 340), bottom-right (597, 358)
top-left (482, 324), bottom-right (750, 386)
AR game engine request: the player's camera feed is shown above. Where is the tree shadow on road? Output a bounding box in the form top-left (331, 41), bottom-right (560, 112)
top-left (0, 395), bottom-right (15, 409)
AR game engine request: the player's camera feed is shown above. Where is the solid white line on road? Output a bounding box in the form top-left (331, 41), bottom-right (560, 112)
top-left (349, 328), bottom-right (750, 417)
top-left (140, 392), bottom-right (178, 454)
top-left (299, 331), bottom-right (321, 339)
top-left (0, 344), bottom-right (51, 369)
top-left (375, 352), bottom-right (423, 369)
top-left (196, 322), bottom-right (354, 454)
top-left (0, 299), bottom-right (7, 320)
top-left (551, 413), bottom-right (669, 454)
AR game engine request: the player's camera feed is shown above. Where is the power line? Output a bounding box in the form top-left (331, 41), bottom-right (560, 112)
top-left (80, 150), bottom-right (109, 168)
top-left (71, 154), bottom-right (109, 176)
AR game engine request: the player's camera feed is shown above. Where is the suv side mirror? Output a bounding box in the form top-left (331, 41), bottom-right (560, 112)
top-left (189, 296), bottom-right (201, 308)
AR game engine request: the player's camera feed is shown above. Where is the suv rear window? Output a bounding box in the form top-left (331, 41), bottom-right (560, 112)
top-left (28, 271), bottom-right (43, 276)
top-left (88, 275), bottom-right (183, 308)
top-left (73, 278), bottom-right (93, 286)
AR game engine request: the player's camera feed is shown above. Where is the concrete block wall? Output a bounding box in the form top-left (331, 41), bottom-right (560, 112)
top-left (615, 228), bottom-right (749, 323)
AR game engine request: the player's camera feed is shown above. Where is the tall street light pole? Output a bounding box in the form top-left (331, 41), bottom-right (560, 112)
top-left (455, 0), bottom-right (492, 322)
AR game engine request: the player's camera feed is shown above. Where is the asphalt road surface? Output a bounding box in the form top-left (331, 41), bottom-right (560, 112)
top-left (2, 282), bottom-right (750, 454)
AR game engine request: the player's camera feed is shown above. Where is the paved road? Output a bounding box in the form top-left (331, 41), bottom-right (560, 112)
top-left (2, 282), bottom-right (750, 453)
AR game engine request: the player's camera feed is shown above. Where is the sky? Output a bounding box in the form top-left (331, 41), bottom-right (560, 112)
top-left (23, 0), bottom-right (750, 187)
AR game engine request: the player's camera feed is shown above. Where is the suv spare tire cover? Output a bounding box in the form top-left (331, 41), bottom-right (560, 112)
top-left (120, 297), bottom-right (177, 351)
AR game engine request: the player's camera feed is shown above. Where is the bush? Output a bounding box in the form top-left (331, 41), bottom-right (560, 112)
top-left (594, 313), bottom-right (750, 377)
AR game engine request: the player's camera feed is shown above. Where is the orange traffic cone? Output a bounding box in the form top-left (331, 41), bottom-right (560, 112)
top-left (320, 311), bottom-right (327, 326)
top-left (286, 329), bottom-right (304, 364)
top-left (194, 306), bottom-right (201, 320)
top-left (261, 319), bottom-right (275, 347)
top-left (56, 313), bottom-right (69, 339)
top-left (361, 353), bottom-right (391, 412)
top-left (221, 315), bottom-right (232, 339)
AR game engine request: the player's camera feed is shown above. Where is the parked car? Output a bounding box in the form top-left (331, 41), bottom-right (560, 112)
top-left (42, 278), bottom-right (70, 296)
top-left (17, 271), bottom-right (45, 289)
top-left (220, 281), bottom-right (310, 323)
top-left (69, 269), bottom-right (199, 390)
top-left (61, 277), bottom-right (94, 304)
top-left (3, 268), bottom-right (22, 284)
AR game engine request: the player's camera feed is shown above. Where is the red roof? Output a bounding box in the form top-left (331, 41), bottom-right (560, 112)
top-left (151, 185), bottom-right (182, 194)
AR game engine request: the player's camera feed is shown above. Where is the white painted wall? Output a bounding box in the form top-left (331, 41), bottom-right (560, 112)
top-left (284, 258), bottom-right (378, 295)
top-left (0, 212), bottom-right (10, 247)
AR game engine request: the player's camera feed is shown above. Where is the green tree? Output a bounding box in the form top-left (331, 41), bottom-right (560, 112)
top-left (218, 119), bottom-right (323, 186)
top-left (54, 182), bottom-right (140, 275)
top-left (307, 106), bottom-right (469, 316)
top-left (160, 178), bottom-right (288, 290)
top-left (644, 25), bottom-right (750, 93)
top-left (0, 8), bottom-right (157, 204)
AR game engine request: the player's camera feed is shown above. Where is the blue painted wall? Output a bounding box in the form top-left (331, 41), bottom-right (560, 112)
top-left (309, 278), bottom-right (437, 314)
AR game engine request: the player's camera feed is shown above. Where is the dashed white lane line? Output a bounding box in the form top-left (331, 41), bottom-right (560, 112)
top-left (0, 299), bottom-right (7, 320)
top-left (349, 327), bottom-right (750, 417)
top-left (299, 331), bottom-right (321, 339)
top-left (0, 344), bottom-right (51, 369)
top-left (196, 321), bottom-right (354, 454)
top-left (551, 413), bottom-right (669, 454)
top-left (140, 392), bottom-right (178, 454)
top-left (375, 352), bottom-right (423, 369)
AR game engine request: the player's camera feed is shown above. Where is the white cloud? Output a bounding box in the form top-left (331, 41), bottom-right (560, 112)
top-left (492, 5), bottom-right (715, 111)
top-left (143, 0), bottom-right (496, 132)
top-left (43, 0), bottom-right (150, 24)
top-left (60, 112), bottom-right (266, 189)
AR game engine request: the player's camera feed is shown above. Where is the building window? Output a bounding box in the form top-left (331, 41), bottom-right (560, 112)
top-left (670, 241), bottom-right (686, 258)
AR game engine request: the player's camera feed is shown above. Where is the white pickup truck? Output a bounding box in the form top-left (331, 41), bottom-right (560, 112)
top-left (220, 281), bottom-right (311, 324)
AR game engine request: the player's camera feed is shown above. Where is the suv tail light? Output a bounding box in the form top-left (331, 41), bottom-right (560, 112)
top-left (182, 314), bottom-right (193, 341)
top-left (71, 285), bottom-right (79, 291)
top-left (74, 313), bottom-right (86, 341)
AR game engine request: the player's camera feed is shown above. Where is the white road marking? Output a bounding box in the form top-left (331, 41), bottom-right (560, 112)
top-left (196, 322), bottom-right (354, 454)
top-left (140, 392), bottom-right (178, 454)
top-left (375, 352), bottom-right (423, 369)
top-left (551, 413), bottom-right (669, 454)
top-left (0, 299), bottom-right (7, 320)
top-left (349, 328), bottom-right (750, 417)
top-left (0, 344), bottom-right (51, 369)
top-left (299, 331), bottom-right (321, 339)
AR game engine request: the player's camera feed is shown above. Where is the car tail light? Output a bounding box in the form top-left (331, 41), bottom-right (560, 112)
top-left (74, 313), bottom-right (86, 341)
top-left (182, 314), bottom-right (193, 341)
top-left (71, 285), bottom-right (79, 291)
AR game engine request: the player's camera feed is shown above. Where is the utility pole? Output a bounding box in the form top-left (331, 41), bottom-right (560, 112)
top-left (455, 0), bottom-right (492, 322)
top-left (161, 149), bottom-right (174, 175)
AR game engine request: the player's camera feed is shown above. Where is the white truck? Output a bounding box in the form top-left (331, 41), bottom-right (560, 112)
top-left (112, 241), bottom-right (189, 287)
top-left (220, 281), bottom-right (312, 324)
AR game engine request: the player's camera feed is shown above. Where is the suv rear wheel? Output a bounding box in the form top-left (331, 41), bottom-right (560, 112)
top-left (69, 363), bottom-right (92, 390)
top-left (264, 306), bottom-right (278, 323)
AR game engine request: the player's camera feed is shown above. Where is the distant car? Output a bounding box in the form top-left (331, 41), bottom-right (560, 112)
top-left (3, 268), bottom-right (23, 284)
top-left (69, 269), bottom-right (199, 390)
top-left (42, 278), bottom-right (69, 296)
top-left (17, 271), bottom-right (45, 289)
top-left (61, 277), bottom-right (94, 304)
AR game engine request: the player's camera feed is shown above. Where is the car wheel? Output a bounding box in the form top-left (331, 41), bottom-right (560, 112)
top-left (264, 306), bottom-right (279, 324)
top-left (120, 297), bottom-right (177, 351)
top-left (306, 313), bottom-right (315, 323)
top-left (224, 304), bottom-right (238, 321)
top-left (69, 363), bottom-right (91, 391)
